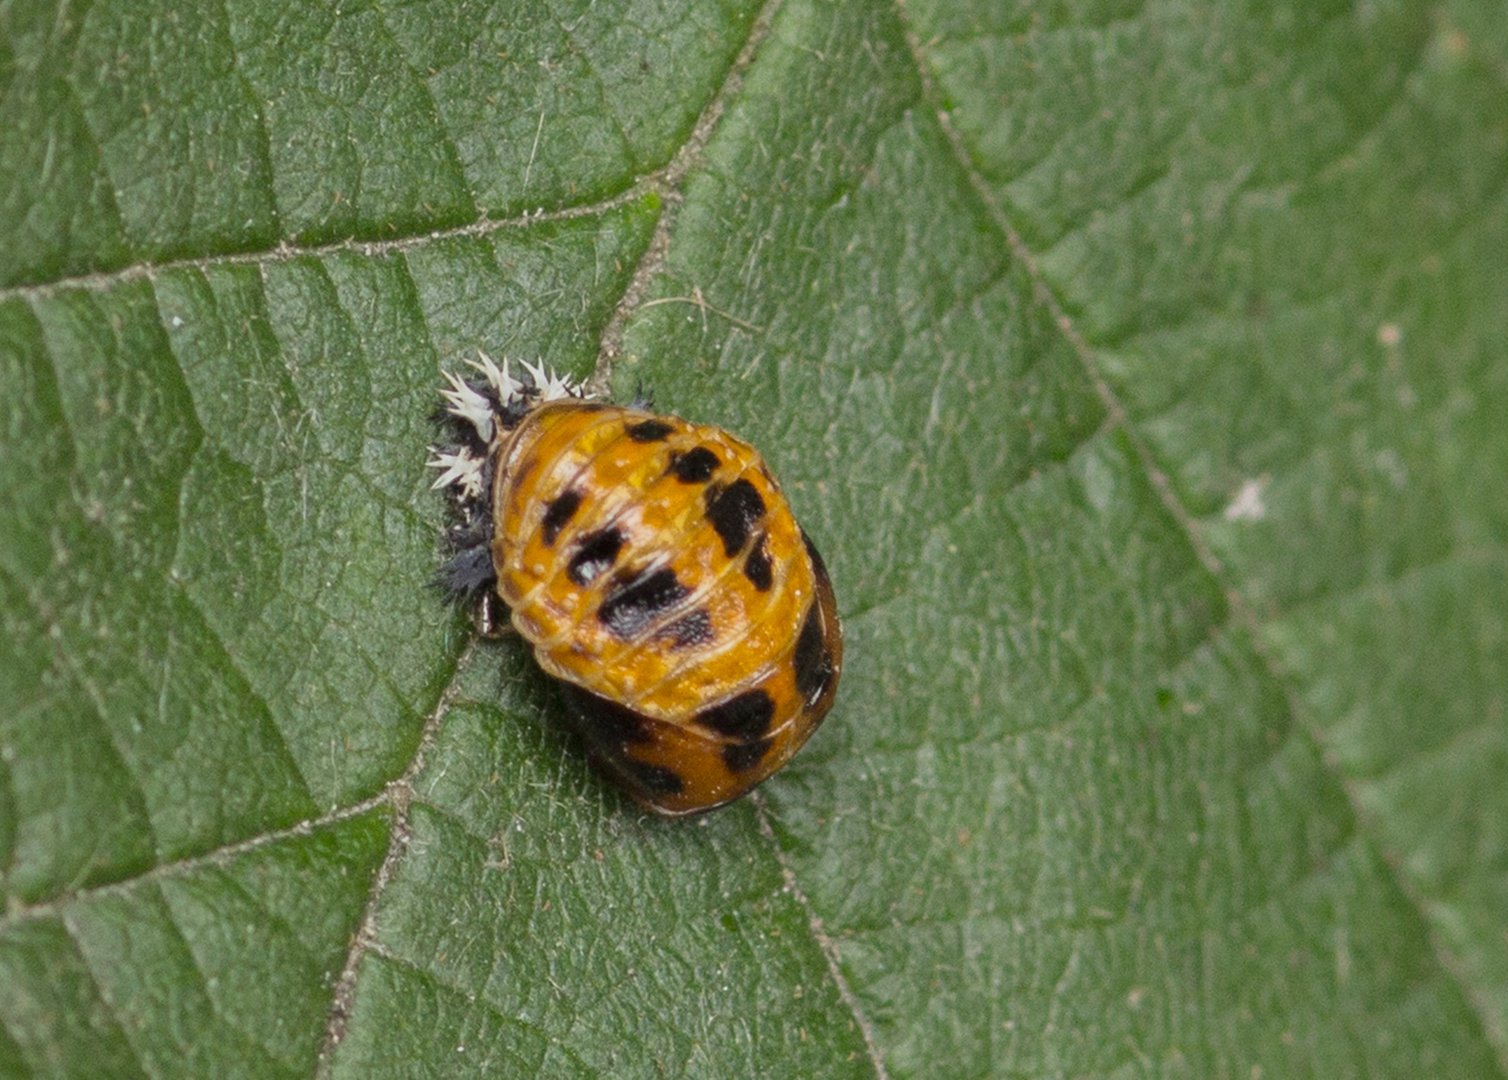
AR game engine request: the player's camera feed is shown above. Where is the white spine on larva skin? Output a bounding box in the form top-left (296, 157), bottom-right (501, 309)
top-left (519, 358), bottom-right (583, 403)
top-left (427, 355), bottom-right (587, 506)
top-left (468, 352), bottom-right (524, 406)
top-left (437, 370), bottom-right (496, 442)
top-left (425, 448), bottom-right (486, 500)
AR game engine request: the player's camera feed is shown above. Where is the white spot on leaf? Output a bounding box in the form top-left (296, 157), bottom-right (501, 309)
top-left (1224, 478), bottom-right (1267, 522)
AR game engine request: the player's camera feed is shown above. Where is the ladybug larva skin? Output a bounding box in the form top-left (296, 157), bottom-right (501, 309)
top-left (430, 356), bottom-right (842, 816)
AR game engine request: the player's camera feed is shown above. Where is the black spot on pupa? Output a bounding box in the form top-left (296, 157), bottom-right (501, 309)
top-left (670, 446), bottom-right (720, 484)
top-left (657, 609), bottom-right (715, 649)
top-left (722, 738), bottom-right (773, 774)
top-left (793, 602), bottom-right (835, 706)
top-left (540, 489), bottom-right (583, 546)
top-left (623, 759), bottom-right (685, 796)
top-left (626, 419), bottom-right (675, 443)
top-left (696, 689), bottom-right (776, 741)
top-left (705, 477), bottom-right (766, 556)
top-left (598, 567), bottom-right (692, 638)
top-left (742, 534), bottom-right (773, 591)
top-left (558, 682), bottom-right (652, 746)
top-left (568, 528), bottom-right (624, 586)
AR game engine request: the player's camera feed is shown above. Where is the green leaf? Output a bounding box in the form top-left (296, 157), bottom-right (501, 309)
top-left (1, 0), bottom-right (1504, 1077)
